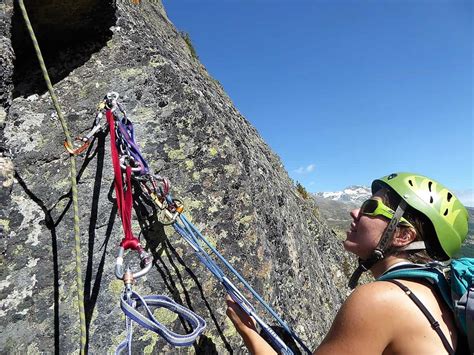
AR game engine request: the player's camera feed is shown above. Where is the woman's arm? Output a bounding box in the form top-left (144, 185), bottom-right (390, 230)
top-left (226, 282), bottom-right (394, 355)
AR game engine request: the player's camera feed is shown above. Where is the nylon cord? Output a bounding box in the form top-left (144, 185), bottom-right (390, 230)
top-left (17, 1), bottom-right (87, 353)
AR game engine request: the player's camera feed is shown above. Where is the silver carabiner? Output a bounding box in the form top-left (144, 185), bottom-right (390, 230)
top-left (115, 247), bottom-right (153, 281)
top-left (119, 155), bottom-right (143, 173)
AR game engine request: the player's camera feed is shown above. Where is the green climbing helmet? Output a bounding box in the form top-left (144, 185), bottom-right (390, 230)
top-left (372, 172), bottom-right (469, 258)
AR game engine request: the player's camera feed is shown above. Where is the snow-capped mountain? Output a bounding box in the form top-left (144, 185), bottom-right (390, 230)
top-left (315, 185), bottom-right (371, 205)
top-left (313, 186), bottom-right (371, 238)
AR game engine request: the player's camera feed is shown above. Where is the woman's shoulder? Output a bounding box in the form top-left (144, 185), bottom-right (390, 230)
top-left (348, 279), bottom-right (446, 312)
top-left (345, 279), bottom-right (457, 353)
top-left (348, 280), bottom-right (411, 306)
top-left (318, 280), bottom-right (455, 353)
top-left (336, 281), bottom-right (413, 328)
top-left (343, 279), bottom-right (447, 325)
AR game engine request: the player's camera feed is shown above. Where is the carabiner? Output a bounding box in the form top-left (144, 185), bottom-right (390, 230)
top-left (64, 137), bottom-right (91, 155)
top-left (119, 155), bottom-right (144, 173)
top-left (149, 193), bottom-right (183, 224)
top-left (115, 246), bottom-right (153, 281)
top-left (106, 92), bottom-right (119, 106)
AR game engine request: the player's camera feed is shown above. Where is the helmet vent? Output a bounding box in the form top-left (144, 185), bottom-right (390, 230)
top-left (428, 181), bottom-right (433, 192)
top-left (408, 180), bottom-right (414, 187)
top-left (447, 192), bottom-right (453, 202)
top-left (444, 208), bottom-right (449, 216)
top-left (430, 196), bottom-right (434, 203)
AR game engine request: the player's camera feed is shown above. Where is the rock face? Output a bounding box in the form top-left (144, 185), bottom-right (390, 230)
top-left (0, 1), bottom-right (352, 353)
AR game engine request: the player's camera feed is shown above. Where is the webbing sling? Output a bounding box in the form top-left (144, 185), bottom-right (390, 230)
top-left (116, 117), bottom-right (149, 176)
top-left (107, 110), bottom-right (142, 252)
top-left (116, 292), bottom-right (206, 354)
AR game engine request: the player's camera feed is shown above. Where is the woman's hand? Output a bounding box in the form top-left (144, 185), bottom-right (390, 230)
top-left (225, 295), bottom-right (277, 355)
top-left (225, 295), bottom-right (257, 335)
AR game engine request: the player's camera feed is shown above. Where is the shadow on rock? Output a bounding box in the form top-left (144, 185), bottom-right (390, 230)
top-left (133, 188), bottom-right (233, 353)
top-left (11, 0), bottom-right (116, 98)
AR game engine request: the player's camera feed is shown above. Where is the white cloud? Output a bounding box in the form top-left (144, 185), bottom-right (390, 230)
top-left (294, 164), bottom-right (316, 174)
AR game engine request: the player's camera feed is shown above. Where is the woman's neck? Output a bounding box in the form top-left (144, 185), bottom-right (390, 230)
top-left (370, 255), bottom-right (413, 279)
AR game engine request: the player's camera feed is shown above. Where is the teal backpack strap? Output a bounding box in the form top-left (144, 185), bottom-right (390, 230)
top-left (467, 289), bottom-right (474, 352)
top-left (451, 258), bottom-right (474, 351)
top-left (378, 267), bottom-right (452, 308)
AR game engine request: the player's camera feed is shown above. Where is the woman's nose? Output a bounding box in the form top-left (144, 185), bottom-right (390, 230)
top-left (350, 208), bottom-right (360, 221)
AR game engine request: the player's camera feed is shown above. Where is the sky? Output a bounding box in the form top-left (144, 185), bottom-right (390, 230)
top-left (162, 0), bottom-right (473, 206)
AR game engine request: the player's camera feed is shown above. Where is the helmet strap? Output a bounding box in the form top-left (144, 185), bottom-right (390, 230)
top-left (348, 200), bottom-right (408, 289)
top-left (400, 241), bottom-right (426, 251)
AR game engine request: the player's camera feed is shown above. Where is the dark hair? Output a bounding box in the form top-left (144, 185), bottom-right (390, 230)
top-left (378, 187), bottom-right (448, 262)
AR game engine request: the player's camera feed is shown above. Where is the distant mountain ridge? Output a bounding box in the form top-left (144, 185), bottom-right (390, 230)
top-left (315, 185), bottom-right (371, 205)
top-left (313, 186), bottom-right (369, 238)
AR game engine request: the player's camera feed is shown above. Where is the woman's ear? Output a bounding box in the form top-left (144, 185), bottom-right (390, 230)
top-left (392, 227), bottom-right (417, 247)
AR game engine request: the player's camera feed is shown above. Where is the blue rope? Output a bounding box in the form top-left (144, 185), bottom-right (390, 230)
top-left (176, 214), bottom-right (312, 354)
top-left (173, 214), bottom-right (311, 354)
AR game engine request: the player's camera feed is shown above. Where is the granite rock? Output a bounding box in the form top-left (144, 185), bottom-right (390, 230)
top-left (0, 1), bottom-right (353, 353)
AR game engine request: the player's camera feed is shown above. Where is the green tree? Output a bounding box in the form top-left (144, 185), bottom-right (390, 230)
top-left (180, 31), bottom-right (198, 60)
top-left (296, 181), bottom-right (309, 200)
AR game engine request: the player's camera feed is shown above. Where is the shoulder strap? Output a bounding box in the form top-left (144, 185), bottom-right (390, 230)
top-left (465, 285), bottom-right (474, 352)
top-left (385, 279), bottom-right (455, 355)
top-left (378, 267), bottom-right (453, 309)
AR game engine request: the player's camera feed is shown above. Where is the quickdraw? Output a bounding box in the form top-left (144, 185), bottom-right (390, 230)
top-left (77, 92), bottom-right (311, 354)
top-left (64, 102), bottom-right (106, 155)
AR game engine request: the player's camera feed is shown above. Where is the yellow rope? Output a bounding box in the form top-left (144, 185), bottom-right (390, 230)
top-left (17, 1), bottom-right (87, 353)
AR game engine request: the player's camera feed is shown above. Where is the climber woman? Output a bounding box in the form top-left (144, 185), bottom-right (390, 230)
top-left (225, 172), bottom-right (469, 354)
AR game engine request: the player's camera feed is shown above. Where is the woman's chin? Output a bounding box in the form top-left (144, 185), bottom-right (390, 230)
top-left (343, 240), bottom-right (365, 258)
top-left (343, 240), bottom-right (356, 253)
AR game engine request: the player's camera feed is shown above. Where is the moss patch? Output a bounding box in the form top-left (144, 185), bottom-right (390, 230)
top-left (185, 160), bottom-right (194, 170)
top-left (108, 280), bottom-right (124, 297)
top-left (0, 219), bottom-right (10, 233)
top-left (203, 233), bottom-right (218, 249)
top-left (222, 317), bottom-right (238, 339)
top-left (185, 199), bottom-right (203, 211)
top-left (208, 205), bottom-right (218, 214)
top-left (239, 215), bottom-right (253, 225)
top-left (153, 307), bottom-right (178, 325)
top-left (121, 67), bottom-right (145, 80)
top-left (167, 147), bottom-right (186, 161)
top-left (223, 164), bottom-right (236, 175)
top-left (132, 106), bottom-right (156, 124)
